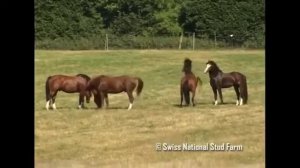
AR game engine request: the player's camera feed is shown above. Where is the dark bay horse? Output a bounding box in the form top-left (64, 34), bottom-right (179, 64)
top-left (86, 75), bottom-right (144, 110)
top-left (204, 60), bottom-right (248, 105)
top-left (180, 58), bottom-right (202, 106)
top-left (45, 74), bottom-right (91, 110)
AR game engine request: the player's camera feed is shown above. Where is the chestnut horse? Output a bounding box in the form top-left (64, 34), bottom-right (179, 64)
top-left (87, 75), bottom-right (144, 110)
top-left (45, 74), bottom-right (91, 110)
top-left (204, 60), bottom-right (248, 105)
top-left (180, 58), bottom-right (202, 106)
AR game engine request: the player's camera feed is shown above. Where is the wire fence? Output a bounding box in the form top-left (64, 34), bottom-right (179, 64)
top-left (35, 32), bottom-right (264, 50)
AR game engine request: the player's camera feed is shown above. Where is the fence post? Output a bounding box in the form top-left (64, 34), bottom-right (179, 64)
top-left (230, 34), bottom-right (234, 48)
top-left (179, 32), bottom-right (183, 49)
top-left (192, 32), bottom-right (195, 50)
top-left (105, 34), bottom-right (108, 50)
top-left (214, 31), bottom-right (217, 48)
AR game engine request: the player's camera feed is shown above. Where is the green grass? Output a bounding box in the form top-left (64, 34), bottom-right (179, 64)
top-left (35, 49), bottom-right (265, 168)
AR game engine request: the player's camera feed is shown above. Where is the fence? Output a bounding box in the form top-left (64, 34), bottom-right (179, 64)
top-left (35, 32), bottom-right (264, 50)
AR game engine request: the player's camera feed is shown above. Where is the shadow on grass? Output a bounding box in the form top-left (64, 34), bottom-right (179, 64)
top-left (172, 101), bottom-right (237, 107)
top-left (41, 105), bottom-right (142, 111)
top-left (89, 106), bottom-right (130, 110)
top-left (41, 106), bottom-right (96, 111)
top-left (41, 101), bottom-right (238, 111)
top-left (172, 102), bottom-right (213, 107)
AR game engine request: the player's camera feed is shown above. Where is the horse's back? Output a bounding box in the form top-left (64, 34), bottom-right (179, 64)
top-left (181, 73), bottom-right (198, 91)
top-left (182, 73), bottom-right (197, 82)
top-left (229, 72), bottom-right (246, 82)
top-left (220, 72), bottom-right (246, 87)
top-left (47, 74), bottom-right (88, 92)
top-left (47, 75), bottom-right (67, 86)
top-left (93, 75), bottom-right (141, 93)
top-left (113, 75), bottom-right (140, 90)
top-left (230, 71), bottom-right (245, 77)
top-left (95, 75), bottom-right (126, 93)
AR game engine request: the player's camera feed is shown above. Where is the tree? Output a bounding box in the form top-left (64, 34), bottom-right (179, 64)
top-left (178, 0), bottom-right (264, 45)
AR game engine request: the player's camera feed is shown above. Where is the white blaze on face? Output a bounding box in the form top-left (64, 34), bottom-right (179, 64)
top-left (204, 64), bottom-right (212, 73)
top-left (128, 103), bottom-right (133, 110)
top-left (46, 101), bottom-right (50, 110)
top-left (214, 100), bottom-right (218, 105)
top-left (52, 103), bottom-right (57, 110)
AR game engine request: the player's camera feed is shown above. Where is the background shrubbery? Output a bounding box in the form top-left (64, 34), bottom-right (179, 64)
top-left (35, 0), bottom-right (264, 49)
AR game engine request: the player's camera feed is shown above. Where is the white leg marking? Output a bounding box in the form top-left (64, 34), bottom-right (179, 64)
top-left (236, 100), bottom-right (239, 106)
top-left (128, 103), bottom-right (133, 110)
top-left (204, 64), bottom-right (212, 73)
top-left (46, 101), bottom-right (50, 110)
top-left (78, 104), bottom-right (82, 109)
top-left (239, 98), bottom-right (243, 105)
top-left (214, 100), bottom-right (218, 106)
top-left (52, 103), bottom-right (57, 110)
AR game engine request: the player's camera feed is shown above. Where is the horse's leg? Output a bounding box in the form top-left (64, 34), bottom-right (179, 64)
top-left (99, 91), bottom-right (105, 109)
top-left (234, 85), bottom-right (240, 106)
top-left (212, 87), bottom-right (218, 105)
top-left (46, 97), bottom-right (51, 110)
top-left (46, 90), bottom-right (55, 110)
top-left (191, 90), bottom-right (196, 106)
top-left (94, 92), bottom-right (101, 108)
top-left (180, 86), bottom-right (183, 107)
top-left (51, 91), bottom-right (58, 110)
top-left (78, 92), bottom-right (84, 109)
top-left (127, 91), bottom-right (134, 110)
top-left (104, 93), bottom-right (109, 108)
top-left (217, 87), bottom-right (223, 104)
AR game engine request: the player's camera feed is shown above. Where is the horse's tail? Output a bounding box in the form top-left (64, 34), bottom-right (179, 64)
top-left (197, 76), bottom-right (202, 88)
top-left (240, 75), bottom-right (248, 104)
top-left (45, 76), bottom-right (52, 101)
top-left (196, 76), bottom-right (203, 96)
top-left (135, 77), bottom-right (144, 96)
top-left (182, 80), bottom-right (190, 105)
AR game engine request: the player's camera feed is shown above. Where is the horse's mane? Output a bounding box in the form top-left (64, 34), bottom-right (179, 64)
top-left (182, 58), bottom-right (192, 73)
top-left (207, 60), bottom-right (222, 73)
top-left (76, 74), bottom-right (91, 81)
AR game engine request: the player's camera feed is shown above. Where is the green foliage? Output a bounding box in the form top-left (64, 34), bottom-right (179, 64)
top-left (35, 0), bottom-right (264, 49)
top-left (178, 0), bottom-right (264, 45)
top-left (35, 0), bottom-right (104, 40)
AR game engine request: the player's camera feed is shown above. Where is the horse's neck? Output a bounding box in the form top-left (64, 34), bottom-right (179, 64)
top-left (209, 69), bottom-right (222, 77)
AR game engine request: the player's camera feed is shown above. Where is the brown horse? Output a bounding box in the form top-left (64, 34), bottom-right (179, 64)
top-left (45, 74), bottom-right (91, 110)
top-left (204, 60), bottom-right (248, 105)
top-left (180, 58), bottom-right (202, 106)
top-left (86, 75), bottom-right (143, 110)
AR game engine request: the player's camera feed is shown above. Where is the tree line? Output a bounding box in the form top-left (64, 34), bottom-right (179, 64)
top-left (35, 0), bottom-right (264, 49)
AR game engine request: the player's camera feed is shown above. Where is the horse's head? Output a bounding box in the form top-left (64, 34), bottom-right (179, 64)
top-left (182, 58), bottom-right (192, 73)
top-left (204, 60), bottom-right (218, 73)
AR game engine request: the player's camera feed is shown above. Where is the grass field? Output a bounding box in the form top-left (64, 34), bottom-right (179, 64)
top-left (35, 49), bottom-right (265, 168)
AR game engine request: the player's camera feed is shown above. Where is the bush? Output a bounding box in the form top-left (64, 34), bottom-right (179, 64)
top-left (35, 35), bottom-right (264, 50)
